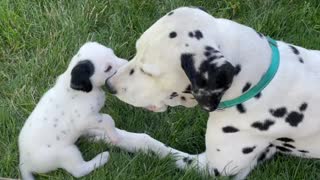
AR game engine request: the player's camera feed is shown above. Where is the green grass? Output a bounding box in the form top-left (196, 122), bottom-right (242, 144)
top-left (1, 0), bottom-right (320, 179)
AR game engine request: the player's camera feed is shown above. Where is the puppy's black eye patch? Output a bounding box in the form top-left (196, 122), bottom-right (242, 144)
top-left (129, 69), bottom-right (135, 75)
top-left (105, 65), bottom-right (112, 72)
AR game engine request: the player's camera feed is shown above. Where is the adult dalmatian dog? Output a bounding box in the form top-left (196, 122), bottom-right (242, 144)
top-left (102, 7), bottom-right (320, 179)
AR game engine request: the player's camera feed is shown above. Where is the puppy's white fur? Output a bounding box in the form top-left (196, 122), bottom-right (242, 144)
top-left (18, 42), bottom-right (127, 180)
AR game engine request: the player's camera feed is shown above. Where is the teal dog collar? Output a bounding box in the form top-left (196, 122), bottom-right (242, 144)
top-left (218, 37), bottom-right (280, 109)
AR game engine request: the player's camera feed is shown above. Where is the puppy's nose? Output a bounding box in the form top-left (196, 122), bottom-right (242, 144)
top-left (105, 80), bottom-right (117, 94)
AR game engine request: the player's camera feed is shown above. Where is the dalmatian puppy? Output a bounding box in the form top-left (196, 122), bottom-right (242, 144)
top-left (105, 7), bottom-right (320, 179)
top-left (18, 42), bottom-right (127, 180)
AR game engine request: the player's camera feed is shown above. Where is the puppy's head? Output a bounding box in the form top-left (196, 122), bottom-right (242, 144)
top-left (105, 7), bottom-right (235, 112)
top-left (69, 42), bottom-right (127, 92)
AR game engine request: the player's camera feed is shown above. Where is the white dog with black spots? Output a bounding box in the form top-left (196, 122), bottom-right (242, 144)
top-left (103, 7), bottom-right (320, 179)
top-left (18, 42), bottom-right (127, 179)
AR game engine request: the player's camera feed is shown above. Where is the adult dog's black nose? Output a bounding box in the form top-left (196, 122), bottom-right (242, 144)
top-left (105, 80), bottom-right (117, 94)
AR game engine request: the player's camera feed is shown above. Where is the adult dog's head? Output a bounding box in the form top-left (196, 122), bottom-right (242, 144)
top-left (106, 7), bottom-right (236, 112)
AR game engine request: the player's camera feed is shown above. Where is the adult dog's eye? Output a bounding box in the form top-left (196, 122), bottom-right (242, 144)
top-left (105, 65), bottom-right (112, 72)
top-left (140, 68), bottom-right (152, 77)
top-left (129, 69), bottom-right (135, 75)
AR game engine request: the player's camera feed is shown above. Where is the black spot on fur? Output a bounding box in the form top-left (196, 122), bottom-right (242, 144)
top-left (47, 145), bottom-right (51, 148)
top-left (268, 144), bottom-right (274, 148)
top-left (129, 69), bottom-right (135, 75)
top-left (203, 46), bottom-right (224, 63)
top-left (299, 103), bottom-right (308, 111)
top-left (251, 119), bottom-right (275, 131)
top-left (257, 145), bottom-right (273, 163)
top-left (283, 143), bottom-right (295, 149)
top-left (169, 31), bottom-right (177, 38)
top-left (181, 96), bottom-right (186, 101)
top-left (208, 55), bottom-right (224, 62)
top-left (214, 168), bottom-right (220, 176)
top-left (188, 30), bottom-right (203, 40)
top-left (234, 65), bottom-right (241, 75)
top-left (276, 146), bottom-right (292, 152)
top-left (205, 46), bottom-right (219, 53)
top-left (289, 45), bottom-right (300, 55)
top-left (242, 146), bottom-right (256, 154)
top-left (56, 136), bottom-right (60, 141)
top-left (204, 51), bottom-right (211, 57)
top-left (222, 126), bottom-right (239, 133)
top-left (205, 46), bottom-right (214, 51)
top-left (216, 149), bottom-right (220, 152)
top-left (298, 150), bottom-right (309, 153)
top-left (185, 43), bottom-right (189, 47)
top-left (236, 104), bottom-right (246, 113)
top-left (270, 107), bottom-right (287, 118)
top-left (277, 137), bottom-right (294, 143)
top-left (255, 92), bottom-right (262, 99)
top-left (183, 157), bottom-right (193, 165)
top-left (183, 85), bottom-right (192, 93)
top-left (98, 119), bottom-right (103, 123)
top-left (299, 57), bottom-right (304, 63)
top-left (194, 30), bottom-right (203, 40)
top-left (285, 111), bottom-right (304, 127)
top-left (168, 11), bottom-right (174, 16)
top-left (242, 82), bottom-right (251, 93)
top-left (257, 152), bottom-right (266, 163)
top-left (170, 92), bottom-right (178, 99)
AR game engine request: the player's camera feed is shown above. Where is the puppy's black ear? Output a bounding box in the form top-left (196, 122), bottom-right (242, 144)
top-left (181, 52), bottom-right (235, 112)
top-left (70, 60), bottom-right (94, 92)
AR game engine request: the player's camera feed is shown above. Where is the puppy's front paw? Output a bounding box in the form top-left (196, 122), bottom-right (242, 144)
top-left (98, 151), bottom-right (110, 165)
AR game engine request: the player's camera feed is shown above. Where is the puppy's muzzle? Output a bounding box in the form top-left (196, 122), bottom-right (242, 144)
top-left (105, 79), bottom-right (117, 94)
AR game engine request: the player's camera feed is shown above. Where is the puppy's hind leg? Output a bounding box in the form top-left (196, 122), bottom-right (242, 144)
top-left (19, 166), bottom-right (34, 180)
top-left (59, 145), bottom-right (109, 178)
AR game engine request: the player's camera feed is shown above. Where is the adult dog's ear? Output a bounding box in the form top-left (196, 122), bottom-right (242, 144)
top-left (181, 53), bottom-right (235, 112)
top-left (70, 60), bottom-right (94, 92)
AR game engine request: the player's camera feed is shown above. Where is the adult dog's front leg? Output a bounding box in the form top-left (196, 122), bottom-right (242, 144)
top-left (86, 128), bottom-right (194, 164)
top-left (205, 120), bottom-right (276, 180)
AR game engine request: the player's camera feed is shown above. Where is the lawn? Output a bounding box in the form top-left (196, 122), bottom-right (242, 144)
top-left (1, 0), bottom-right (320, 179)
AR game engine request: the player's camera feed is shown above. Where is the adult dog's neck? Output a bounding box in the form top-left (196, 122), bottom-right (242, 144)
top-left (215, 18), bottom-right (273, 102)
